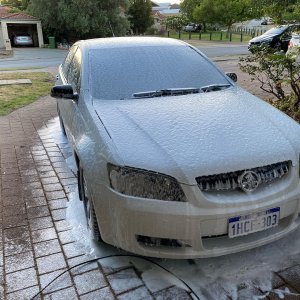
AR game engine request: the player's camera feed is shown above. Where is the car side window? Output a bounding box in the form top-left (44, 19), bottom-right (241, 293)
top-left (281, 28), bottom-right (291, 39)
top-left (286, 25), bottom-right (300, 36)
top-left (67, 48), bottom-right (82, 93)
top-left (62, 45), bottom-right (78, 80)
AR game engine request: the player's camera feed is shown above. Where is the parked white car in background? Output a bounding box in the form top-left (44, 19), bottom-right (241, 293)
top-left (13, 33), bottom-right (33, 46)
top-left (51, 37), bottom-right (300, 259)
top-left (183, 23), bottom-right (201, 32)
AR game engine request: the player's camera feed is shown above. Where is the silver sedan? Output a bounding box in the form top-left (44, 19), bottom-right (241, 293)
top-left (51, 37), bottom-right (300, 259)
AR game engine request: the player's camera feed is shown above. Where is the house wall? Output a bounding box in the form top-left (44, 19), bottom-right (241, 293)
top-left (0, 23), bottom-right (4, 48)
top-left (0, 21), bottom-right (9, 49)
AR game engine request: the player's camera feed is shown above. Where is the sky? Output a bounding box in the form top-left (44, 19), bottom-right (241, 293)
top-left (154, 0), bottom-right (182, 4)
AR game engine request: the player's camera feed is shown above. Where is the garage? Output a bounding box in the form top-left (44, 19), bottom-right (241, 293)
top-left (7, 23), bottom-right (39, 47)
top-left (0, 8), bottom-right (44, 49)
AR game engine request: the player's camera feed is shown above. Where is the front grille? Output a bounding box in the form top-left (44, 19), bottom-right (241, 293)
top-left (196, 161), bottom-right (290, 192)
top-left (137, 235), bottom-right (182, 248)
top-left (136, 235), bottom-right (192, 248)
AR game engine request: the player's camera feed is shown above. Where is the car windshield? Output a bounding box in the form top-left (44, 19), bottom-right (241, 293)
top-left (263, 26), bottom-right (287, 35)
top-left (89, 45), bottom-right (230, 100)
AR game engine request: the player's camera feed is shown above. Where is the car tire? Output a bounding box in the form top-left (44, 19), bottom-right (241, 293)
top-left (80, 168), bottom-right (102, 242)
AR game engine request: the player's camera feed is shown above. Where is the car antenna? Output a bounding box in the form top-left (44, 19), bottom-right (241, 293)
top-left (108, 21), bottom-right (115, 37)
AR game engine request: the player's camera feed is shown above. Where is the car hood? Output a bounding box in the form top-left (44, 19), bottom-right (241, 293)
top-left (249, 34), bottom-right (277, 43)
top-left (93, 87), bottom-right (300, 185)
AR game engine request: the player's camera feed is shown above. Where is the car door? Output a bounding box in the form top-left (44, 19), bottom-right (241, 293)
top-left (57, 45), bottom-right (78, 132)
top-left (65, 47), bottom-right (86, 149)
top-left (58, 47), bottom-right (82, 145)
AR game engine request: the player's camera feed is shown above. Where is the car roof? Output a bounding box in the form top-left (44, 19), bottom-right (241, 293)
top-left (287, 24), bottom-right (300, 28)
top-left (282, 24), bottom-right (300, 29)
top-left (75, 37), bottom-right (188, 52)
top-left (269, 25), bottom-right (289, 31)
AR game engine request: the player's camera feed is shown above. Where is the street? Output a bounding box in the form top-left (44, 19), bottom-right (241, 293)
top-left (0, 42), bottom-right (249, 70)
top-left (0, 48), bottom-right (68, 69)
top-left (200, 45), bottom-right (248, 58)
top-left (193, 41), bottom-right (249, 58)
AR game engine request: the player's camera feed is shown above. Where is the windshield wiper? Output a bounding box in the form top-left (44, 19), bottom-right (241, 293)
top-left (200, 84), bottom-right (231, 93)
top-left (132, 88), bottom-right (200, 98)
top-left (131, 85), bottom-right (231, 99)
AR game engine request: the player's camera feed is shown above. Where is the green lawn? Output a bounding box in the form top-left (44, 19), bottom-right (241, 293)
top-left (0, 72), bottom-right (54, 116)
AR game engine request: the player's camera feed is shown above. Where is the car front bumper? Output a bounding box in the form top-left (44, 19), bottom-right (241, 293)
top-left (93, 184), bottom-right (300, 259)
top-left (14, 40), bottom-right (33, 46)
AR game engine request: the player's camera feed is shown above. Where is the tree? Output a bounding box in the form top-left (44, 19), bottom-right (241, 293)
top-left (27, 0), bottom-right (130, 41)
top-left (128, 0), bottom-right (153, 34)
top-left (193, 0), bottom-right (256, 32)
top-left (164, 15), bottom-right (189, 31)
top-left (239, 47), bottom-right (300, 122)
top-left (290, 4), bottom-right (300, 22)
top-left (261, 0), bottom-right (298, 24)
top-left (180, 0), bottom-right (202, 22)
top-left (1, 0), bottom-right (29, 10)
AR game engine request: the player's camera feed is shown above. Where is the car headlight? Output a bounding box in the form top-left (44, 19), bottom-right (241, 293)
top-left (108, 164), bottom-right (186, 202)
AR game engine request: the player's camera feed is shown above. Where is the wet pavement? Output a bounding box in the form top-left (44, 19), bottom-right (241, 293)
top-left (0, 63), bottom-right (300, 299)
top-left (0, 96), bottom-right (196, 299)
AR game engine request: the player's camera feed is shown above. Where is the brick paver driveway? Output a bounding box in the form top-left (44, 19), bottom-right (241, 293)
top-left (0, 95), bottom-right (195, 299)
top-left (0, 65), bottom-right (300, 299)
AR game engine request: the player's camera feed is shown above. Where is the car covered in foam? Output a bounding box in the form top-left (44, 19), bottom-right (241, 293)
top-left (51, 37), bottom-right (300, 259)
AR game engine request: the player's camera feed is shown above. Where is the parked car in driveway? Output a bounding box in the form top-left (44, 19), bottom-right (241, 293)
top-left (51, 37), bottom-right (300, 259)
top-left (261, 18), bottom-right (274, 25)
top-left (248, 24), bottom-right (300, 52)
top-left (261, 20), bottom-right (268, 25)
top-left (13, 33), bottom-right (33, 46)
top-left (183, 23), bottom-right (201, 32)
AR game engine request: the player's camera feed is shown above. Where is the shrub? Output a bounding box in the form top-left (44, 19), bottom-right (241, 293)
top-left (239, 47), bottom-right (300, 122)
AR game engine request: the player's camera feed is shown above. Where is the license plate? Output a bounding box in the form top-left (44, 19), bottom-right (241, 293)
top-left (228, 207), bottom-right (280, 238)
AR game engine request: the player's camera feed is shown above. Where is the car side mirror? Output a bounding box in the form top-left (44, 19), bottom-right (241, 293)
top-left (51, 84), bottom-right (78, 100)
top-left (226, 72), bottom-right (237, 82)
